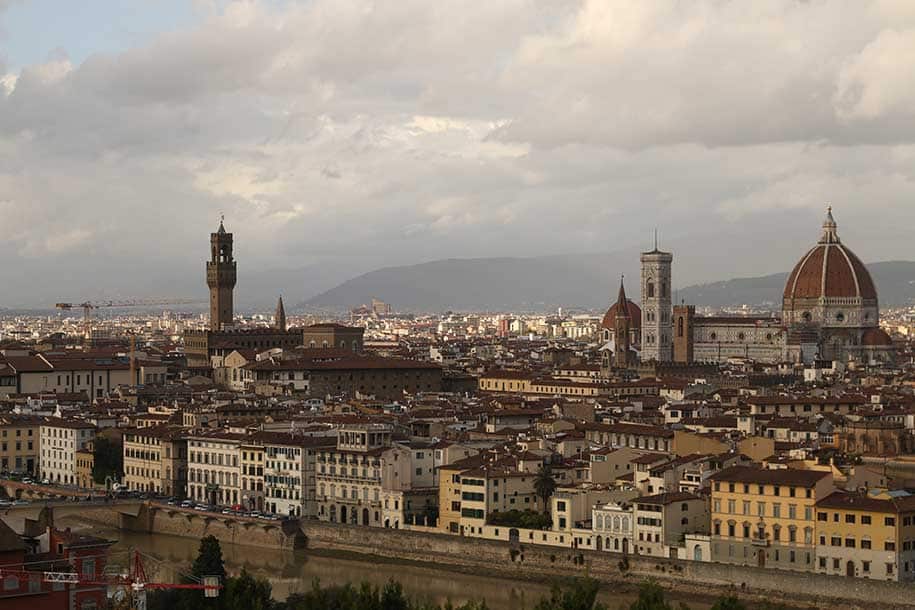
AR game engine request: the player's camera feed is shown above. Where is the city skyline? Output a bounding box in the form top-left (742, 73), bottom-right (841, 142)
top-left (2, 2), bottom-right (915, 306)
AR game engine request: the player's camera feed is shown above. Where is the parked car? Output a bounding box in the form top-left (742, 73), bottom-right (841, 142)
top-left (180, 500), bottom-right (194, 509)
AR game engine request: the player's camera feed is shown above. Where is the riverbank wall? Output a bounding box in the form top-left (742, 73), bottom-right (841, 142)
top-left (300, 521), bottom-right (915, 610)
top-left (70, 503), bottom-right (915, 609)
top-left (71, 503), bottom-right (305, 551)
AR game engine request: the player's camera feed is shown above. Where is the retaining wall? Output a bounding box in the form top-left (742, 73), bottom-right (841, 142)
top-left (301, 521), bottom-right (915, 609)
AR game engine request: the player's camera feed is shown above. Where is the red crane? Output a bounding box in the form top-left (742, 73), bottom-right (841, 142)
top-left (0, 549), bottom-right (221, 610)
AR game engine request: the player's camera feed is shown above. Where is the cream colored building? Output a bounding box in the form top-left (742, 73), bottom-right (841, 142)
top-left (187, 431), bottom-right (244, 506)
top-left (39, 418), bottom-right (96, 485)
top-left (123, 425), bottom-right (187, 497)
top-left (2, 355), bottom-right (168, 398)
top-left (0, 415), bottom-right (42, 474)
top-left (315, 423), bottom-right (414, 527)
top-left (240, 439), bottom-right (265, 511)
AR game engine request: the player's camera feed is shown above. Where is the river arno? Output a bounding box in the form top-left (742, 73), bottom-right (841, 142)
top-left (64, 518), bottom-right (712, 610)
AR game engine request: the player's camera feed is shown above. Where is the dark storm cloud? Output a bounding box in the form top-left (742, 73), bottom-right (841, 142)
top-left (0, 0), bottom-right (914, 307)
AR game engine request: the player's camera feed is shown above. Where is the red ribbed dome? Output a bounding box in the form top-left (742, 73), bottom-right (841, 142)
top-left (783, 209), bottom-right (877, 301)
top-left (862, 328), bottom-right (892, 347)
top-left (601, 300), bottom-right (641, 331)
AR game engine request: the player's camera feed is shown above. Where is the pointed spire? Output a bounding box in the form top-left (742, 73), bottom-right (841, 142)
top-left (217, 213), bottom-right (227, 235)
top-left (275, 295), bottom-right (287, 331)
top-left (615, 275), bottom-right (630, 319)
top-left (819, 205), bottom-right (839, 244)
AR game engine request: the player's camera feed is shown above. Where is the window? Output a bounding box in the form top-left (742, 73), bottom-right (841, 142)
top-left (845, 514), bottom-right (856, 524)
top-left (863, 561), bottom-right (870, 573)
top-left (861, 538), bottom-right (872, 550)
top-left (885, 517), bottom-right (896, 527)
top-left (845, 537), bottom-right (856, 548)
top-left (885, 541), bottom-right (896, 551)
top-left (861, 515), bottom-right (871, 525)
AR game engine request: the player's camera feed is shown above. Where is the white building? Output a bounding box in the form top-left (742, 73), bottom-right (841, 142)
top-left (187, 431), bottom-right (244, 507)
top-left (39, 418), bottom-right (96, 486)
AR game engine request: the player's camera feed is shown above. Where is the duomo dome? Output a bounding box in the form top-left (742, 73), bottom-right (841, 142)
top-left (782, 208), bottom-right (878, 330)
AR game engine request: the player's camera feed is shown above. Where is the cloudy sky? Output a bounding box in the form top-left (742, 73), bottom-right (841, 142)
top-left (2, 0), bottom-right (915, 308)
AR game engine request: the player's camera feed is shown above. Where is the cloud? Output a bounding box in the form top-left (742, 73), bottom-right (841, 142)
top-left (0, 0), bottom-right (915, 307)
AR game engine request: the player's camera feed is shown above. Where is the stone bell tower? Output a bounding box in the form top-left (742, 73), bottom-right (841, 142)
top-left (206, 217), bottom-right (237, 330)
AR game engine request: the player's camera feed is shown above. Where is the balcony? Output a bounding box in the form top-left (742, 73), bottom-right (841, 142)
top-left (751, 535), bottom-right (770, 547)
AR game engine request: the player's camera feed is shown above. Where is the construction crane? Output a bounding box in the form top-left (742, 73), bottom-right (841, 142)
top-left (55, 298), bottom-right (203, 343)
top-left (0, 549), bottom-right (221, 610)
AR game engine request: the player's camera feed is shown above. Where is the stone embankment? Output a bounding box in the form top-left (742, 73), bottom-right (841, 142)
top-left (300, 521), bottom-right (915, 610)
top-left (67, 504), bottom-right (915, 609)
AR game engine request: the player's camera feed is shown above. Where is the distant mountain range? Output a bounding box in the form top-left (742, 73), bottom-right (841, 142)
top-left (301, 258), bottom-right (915, 313)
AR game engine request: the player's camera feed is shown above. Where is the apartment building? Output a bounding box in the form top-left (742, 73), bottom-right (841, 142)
top-left (709, 466), bottom-right (834, 572)
top-left (315, 423), bottom-right (413, 527)
top-left (123, 425), bottom-right (187, 497)
top-left (39, 418), bottom-right (96, 485)
top-left (187, 431), bottom-right (245, 506)
top-left (632, 491), bottom-right (708, 557)
top-left (0, 354), bottom-right (167, 398)
top-left (75, 442), bottom-right (94, 489)
top-left (240, 439), bottom-right (265, 511)
top-left (815, 490), bottom-right (915, 581)
top-left (581, 422), bottom-right (674, 453)
top-left (256, 432), bottom-right (336, 517)
top-left (0, 415), bottom-right (42, 474)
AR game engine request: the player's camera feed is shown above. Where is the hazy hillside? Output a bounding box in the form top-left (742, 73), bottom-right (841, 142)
top-left (302, 258), bottom-right (915, 313)
top-left (677, 261), bottom-right (915, 309)
top-left (302, 254), bottom-right (640, 312)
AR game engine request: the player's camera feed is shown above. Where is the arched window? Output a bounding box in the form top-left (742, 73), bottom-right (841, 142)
top-left (647, 282), bottom-right (655, 298)
top-left (677, 317), bottom-right (684, 337)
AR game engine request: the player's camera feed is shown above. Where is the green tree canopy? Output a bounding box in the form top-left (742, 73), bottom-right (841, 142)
top-left (710, 598), bottom-right (746, 610)
top-left (533, 578), bottom-right (606, 610)
top-left (628, 581), bottom-right (672, 610)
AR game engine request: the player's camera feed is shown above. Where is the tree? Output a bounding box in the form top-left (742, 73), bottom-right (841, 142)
top-left (223, 569), bottom-right (273, 610)
top-left (710, 598), bottom-right (745, 610)
top-left (193, 535), bottom-right (227, 581)
top-left (629, 581), bottom-right (672, 610)
top-left (533, 578), bottom-right (606, 610)
top-left (92, 435), bottom-right (123, 485)
top-left (534, 464), bottom-right (557, 513)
